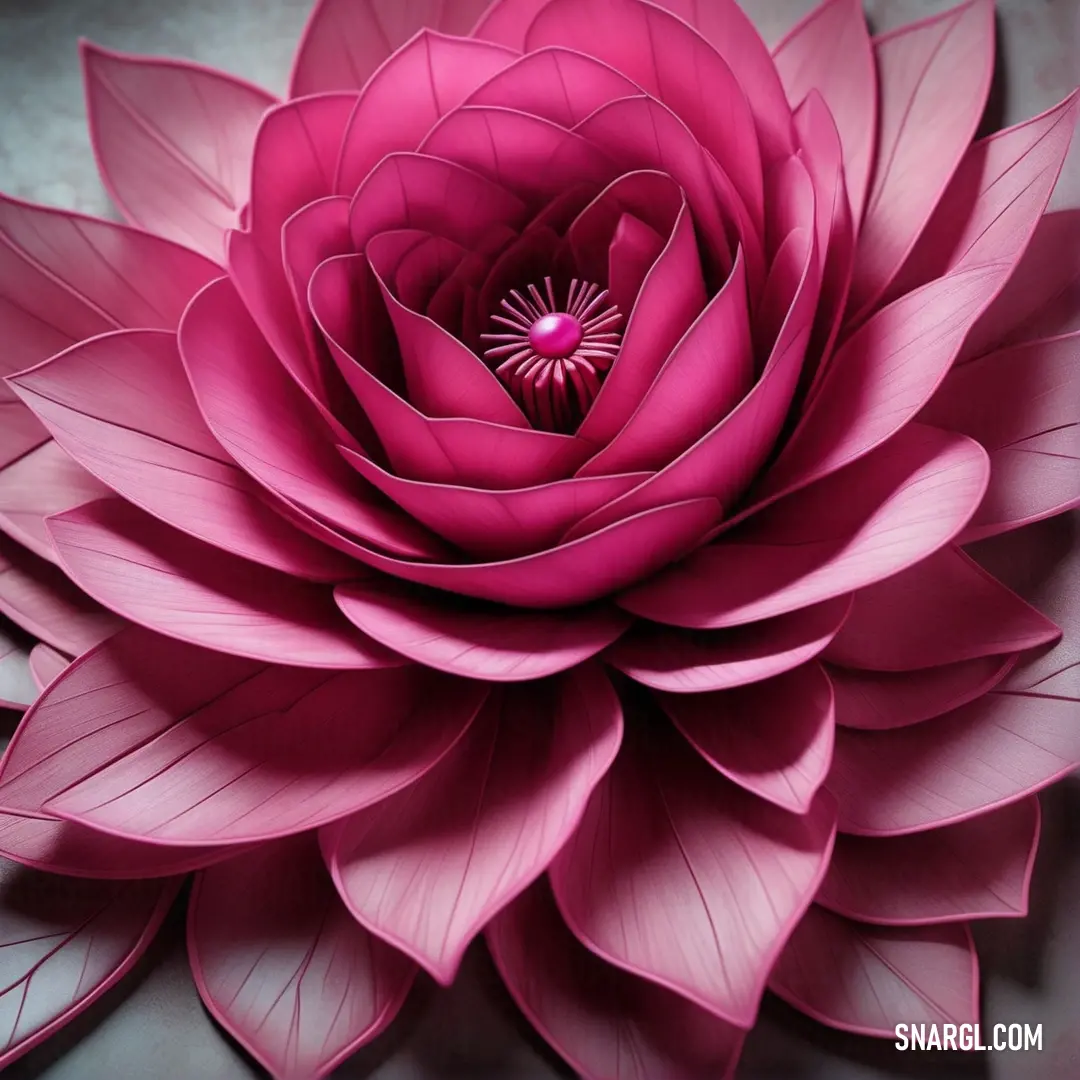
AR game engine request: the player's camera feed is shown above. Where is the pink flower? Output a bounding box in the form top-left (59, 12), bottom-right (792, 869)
top-left (0, 0), bottom-right (1078, 1075)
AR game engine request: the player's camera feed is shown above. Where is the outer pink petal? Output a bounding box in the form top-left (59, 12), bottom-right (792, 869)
top-left (80, 42), bottom-right (275, 262)
top-left (335, 578), bottom-right (629, 680)
top-left (323, 664), bottom-right (622, 984)
top-left (0, 860), bottom-right (179, 1070)
top-left (27, 643), bottom-right (68, 692)
top-left (827, 654), bottom-right (1016, 731)
top-left (487, 879), bottom-right (745, 1080)
top-left (548, 722), bottom-right (836, 1028)
top-left (335, 31), bottom-right (518, 195)
top-left (288, 0), bottom-right (494, 96)
top-left (11, 330), bottom-right (354, 582)
top-left (605, 596), bottom-right (851, 692)
top-left (847, 0), bottom-right (994, 318)
top-left (768, 906), bottom-right (979, 1037)
top-left (817, 797), bottom-right (1040, 925)
top-left (822, 546), bottom-right (1060, 670)
top-left (178, 276), bottom-right (449, 560)
top-left (0, 536), bottom-right (121, 656)
top-left (657, 663), bottom-right (835, 814)
top-left (772, 0), bottom-right (876, 226)
top-left (619, 425), bottom-right (989, 629)
top-left (46, 499), bottom-right (397, 670)
top-left (923, 334), bottom-right (1080, 540)
top-left (0, 441), bottom-right (110, 563)
top-left (22, 663), bottom-right (484, 848)
top-left (827, 687), bottom-right (1080, 836)
top-left (189, 834), bottom-right (416, 1080)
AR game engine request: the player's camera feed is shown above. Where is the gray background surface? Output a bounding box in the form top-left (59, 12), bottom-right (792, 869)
top-left (0, 0), bottom-right (1078, 1076)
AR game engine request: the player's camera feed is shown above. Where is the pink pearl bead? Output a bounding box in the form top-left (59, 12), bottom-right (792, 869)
top-left (528, 312), bottom-right (584, 359)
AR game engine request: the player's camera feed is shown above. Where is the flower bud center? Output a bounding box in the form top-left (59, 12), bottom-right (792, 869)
top-left (481, 277), bottom-right (622, 434)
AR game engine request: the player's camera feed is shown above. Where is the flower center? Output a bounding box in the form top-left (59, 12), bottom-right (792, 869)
top-left (481, 278), bottom-right (622, 434)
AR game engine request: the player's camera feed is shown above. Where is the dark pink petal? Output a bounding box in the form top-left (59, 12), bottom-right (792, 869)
top-left (773, 0), bottom-right (876, 226)
top-left (549, 722), bottom-right (836, 1028)
top-left (606, 597), bottom-right (850, 692)
top-left (335, 578), bottom-right (629, 680)
top-left (847, 0), bottom-right (994, 317)
top-left (823, 546), bottom-right (1059, 670)
top-left (323, 664), bottom-right (621, 983)
top-left (888, 91), bottom-right (1079, 301)
top-left (620, 425), bottom-right (989, 629)
top-left (768, 906), bottom-right (978, 1037)
top-left (817, 797), bottom-right (1040, 925)
top-left (81, 42), bottom-right (275, 262)
top-left (0, 406), bottom-right (47, 473)
top-left (179, 276), bottom-right (448, 559)
top-left (11, 330), bottom-right (353, 581)
top-left (579, 248), bottom-right (752, 476)
top-left (657, 664), bottom-right (834, 814)
top-left (336, 31), bottom-right (517, 195)
top-left (0, 440), bottom-right (109, 563)
top-left (342, 448), bottom-right (647, 558)
top-left (46, 499), bottom-right (400, 669)
top-left (0, 628), bottom-right (35, 710)
top-left (961, 209), bottom-right (1080, 358)
top-left (828, 655), bottom-right (1015, 731)
top-left (189, 835), bottom-right (416, 1080)
top-left (0, 812), bottom-right (244, 880)
top-left (0, 536), bottom-right (120, 655)
top-left (27, 644), bottom-right (68, 692)
top-left (526, 0), bottom-right (764, 228)
top-left (828, 688), bottom-right (1080, 836)
top-left (329, 497), bottom-right (721, 609)
top-left (465, 46), bottom-right (638, 128)
top-left (6, 647), bottom-right (483, 845)
top-left (923, 334), bottom-right (1080, 540)
top-left (487, 879), bottom-right (745, 1080)
top-left (0, 859), bottom-right (178, 1070)
top-left (763, 263), bottom-right (1009, 501)
top-left (0, 192), bottom-right (218, 386)
top-left (289, 0), bottom-right (493, 96)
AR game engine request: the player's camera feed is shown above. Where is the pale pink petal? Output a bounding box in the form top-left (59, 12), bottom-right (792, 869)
top-left (763, 263), bottom-right (1009, 501)
top-left (46, 499), bottom-right (400, 670)
top-left (0, 406), bottom-right (47, 473)
top-left (828, 655), bottom-right (1015, 731)
top-left (336, 31), bottom-right (518, 195)
top-left (0, 859), bottom-right (178, 1070)
top-left (606, 597), bottom-right (850, 692)
top-left (828, 688), bottom-right (1080, 835)
top-left (0, 628), bottom-right (35, 710)
top-left (526, 0), bottom-right (764, 229)
top-left (548, 722), bottom-right (836, 1028)
top-left (657, 664), bottom-right (834, 814)
top-left (11, 331), bottom-right (352, 582)
top-left (847, 0), bottom-right (994, 317)
top-left (335, 578), bottom-right (628, 680)
top-left (0, 536), bottom-right (120, 655)
top-left (329, 497), bottom-right (721, 609)
top-left (0, 812), bottom-right (245, 880)
top-left (772, 0), bottom-right (876, 226)
top-left (923, 334), bottom-right (1080, 540)
top-left (888, 91), bottom-right (1079, 300)
top-left (81, 42), bottom-right (275, 262)
top-left (961, 209), bottom-right (1080, 358)
top-left (817, 797), bottom-right (1040, 925)
top-left (288, 0), bottom-right (494, 96)
top-left (323, 664), bottom-right (621, 983)
top-left (487, 879), bottom-right (745, 1080)
top-left (178, 276), bottom-right (449, 559)
top-left (0, 441), bottom-right (109, 563)
top-left (769, 906), bottom-right (978, 1037)
top-left (27, 644), bottom-right (68, 692)
top-left (189, 835), bottom-right (416, 1080)
top-left (620, 425), bottom-right (989, 629)
top-left (2, 638), bottom-right (483, 845)
top-left (823, 546), bottom-right (1059, 670)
